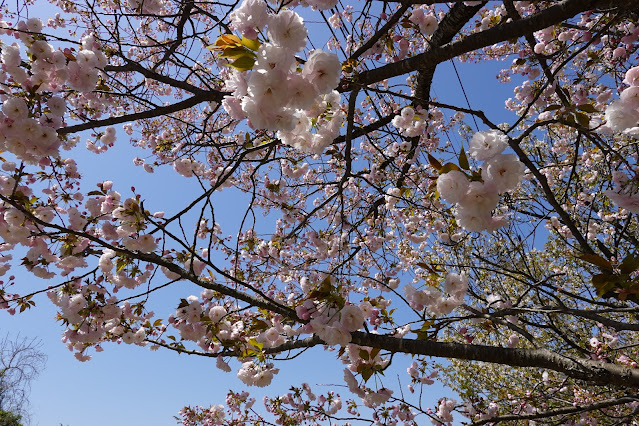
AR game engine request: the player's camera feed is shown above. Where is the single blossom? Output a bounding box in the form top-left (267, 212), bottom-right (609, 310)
top-left (437, 170), bottom-right (470, 204)
top-left (267, 10), bottom-right (308, 53)
top-left (468, 130), bottom-right (509, 161)
top-left (605, 100), bottom-right (639, 132)
top-left (302, 50), bottom-right (341, 95)
top-left (481, 153), bottom-right (526, 192)
top-left (229, 0), bottom-right (268, 38)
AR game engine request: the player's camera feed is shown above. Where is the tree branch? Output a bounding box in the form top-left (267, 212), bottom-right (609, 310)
top-left (349, 0), bottom-right (637, 89)
top-left (472, 394), bottom-right (639, 425)
top-left (58, 90), bottom-right (226, 135)
top-left (349, 331), bottom-right (639, 387)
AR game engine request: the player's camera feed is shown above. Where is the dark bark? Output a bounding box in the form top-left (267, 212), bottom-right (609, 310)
top-left (350, 331), bottom-right (639, 387)
top-left (348, 0), bottom-right (638, 90)
top-left (58, 90), bottom-right (225, 135)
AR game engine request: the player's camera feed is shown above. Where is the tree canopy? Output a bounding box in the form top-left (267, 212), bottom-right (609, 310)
top-left (1, 0), bottom-right (639, 423)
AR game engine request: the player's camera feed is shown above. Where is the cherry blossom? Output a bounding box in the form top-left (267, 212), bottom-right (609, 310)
top-left (1, 1), bottom-right (638, 425)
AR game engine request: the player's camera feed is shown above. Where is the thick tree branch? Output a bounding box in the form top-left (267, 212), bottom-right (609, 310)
top-left (349, 331), bottom-right (639, 387)
top-left (58, 90), bottom-right (226, 135)
top-left (349, 0), bottom-right (637, 89)
top-left (415, 1), bottom-right (485, 102)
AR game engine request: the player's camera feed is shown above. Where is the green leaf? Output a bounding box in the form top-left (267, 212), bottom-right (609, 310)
top-left (248, 338), bottom-right (263, 351)
top-left (209, 34), bottom-right (243, 51)
top-left (369, 347), bottom-right (381, 360)
top-left (458, 147), bottom-right (469, 170)
top-left (225, 54), bottom-right (256, 71)
top-left (574, 112), bottom-right (590, 128)
top-left (252, 320), bottom-right (269, 331)
top-left (440, 163), bottom-right (461, 174)
top-left (358, 365), bottom-right (373, 382)
top-left (428, 153), bottom-right (442, 171)
top-left (241, 36), bottom-right (261, 51)
top-left (241, 348), bottom-right (256, 358)
top-left (116, 258), bottom-right (127, 273)
top-left (219, 46), bottom-right (250, 59)
top-left (309, 275), bottom-right (334, 300)
top-left (577, 254), bottom-right (612, 271)
top-left (95, 83), bottom-right (111, 92)
top-left (414, 320), bottom-right (434, 340)
top-left (416, 262), bottom-right (440, 274)
top-left (544, 104), bottom-right (562, 111)
top-left (359, 349), bottom-right (370, 361)
top-left (591, 273), bottom-right (617, 298)
top-left (620, 254), bottom-right (639, 274)
top-left (577, 104), bottom-right (598, 113)
top-left (342, 59), bottom-right (356, 73)
top-left (265, 183), bottom-right (280, 193)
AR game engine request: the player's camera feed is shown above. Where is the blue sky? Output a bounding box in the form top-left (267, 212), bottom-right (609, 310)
top-left (0, 2), bottom-right (522, 423)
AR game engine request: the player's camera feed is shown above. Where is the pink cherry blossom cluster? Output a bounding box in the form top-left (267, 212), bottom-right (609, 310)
top-left (261, 384), bottom-right (349, 425)
top-left (391, 106), bottom-right (427, 137)
top-left (180, 390), bottom-right (258, 425)
top-left (2, 1), bottom-right (639, 423)
top-left (86, 127), bottom-right (116, 154)
top-left (221, 0), bottom-right (343, 153)
top-left (179, 404), bottom-right (225, 425)
top-left (433, 398), bottom-right (457, 425)
top-left (407, 360), bottom-right (438, 387)
top-left (409, 8), bottom-right (438, 37)
top-left (46, 284), bottom-right (151, 361)
top-left (297, 301), bottom-right (365, 346)
top-left (0, 156), bottom-right (88, 281)
top-left (0, 26), bottom-right (105, 163)
top-left (237, 360), bottom-right (279, 387)
top-left (436, 130), bottom-right (525, 232)
top-left (403, 272), bottom-right (469, 316)
top-left (229, 0), bottom-right (338, 39)
top-left (343, 369), bottom-right (395, 408)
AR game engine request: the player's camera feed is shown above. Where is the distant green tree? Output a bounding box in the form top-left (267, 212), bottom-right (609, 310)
top-left (0, 409), bottom-right (22, 426)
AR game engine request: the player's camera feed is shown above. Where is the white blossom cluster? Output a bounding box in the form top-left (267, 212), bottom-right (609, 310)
top-left (222, 0), bottom-right (344, 154)
top-left (604, 66), bottom-right (639, 136)
top-left (437, 130), bottom-right (525, 232)
top-left (237, 361), bottom-right (280, 387)
top-left (602, 66), bottom-right (639, 212)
